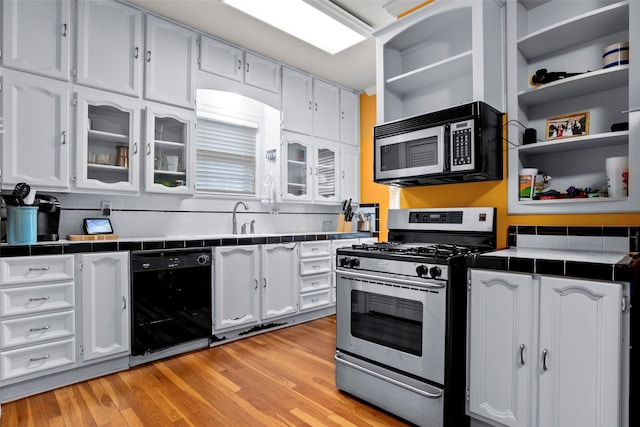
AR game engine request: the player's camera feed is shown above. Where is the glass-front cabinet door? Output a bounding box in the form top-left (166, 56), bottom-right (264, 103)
top-left (74, 87), bottom-right (140, 193)
top-left (281, 131), bottom-right (313, 202)
top-left (313, 138), bottom-right (339, 203)
top-left (145, 104), bottom-right (194, 195)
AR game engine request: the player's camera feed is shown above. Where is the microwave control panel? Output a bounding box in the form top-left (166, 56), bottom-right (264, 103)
top-left (450, 119), bottom-right (475, 172)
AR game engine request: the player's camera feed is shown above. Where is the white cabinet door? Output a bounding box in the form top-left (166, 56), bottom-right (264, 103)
top-left (74, 87), bottom-right (141, 193)
top-left (199, 35), bottom-right (243, 82)
top-left (144, 15), bottom-right (197, 109)
top-left (282, 67), bottom-right (313, 135)
top-left (1, 70), bottom-right (70, 190)
top-left (1, 0), bottom-right (70, 80)
top-left (79, 252), bottom-right (130, 363)
top-left (468, 269), bottom-right (534, 427)
top-left (260, 243), bottom-right (298, 321)
top-left (144, 103), bottom-right (195, 195)
top-left (340, 88), bottom-right (359, 145)
top-left (538, 276), bottom-right (622, 427)
top-left (313, 79), bottom-right (340, 141)
top-left (213, 246), bottom-right (260, 331)
top-left (244, 52), bottom-right (281, 94)
top-left (340, 144), bottom-right (360, 203)
top-left (75, 0), bottom-right (142, 96)
top-left (313, 138), bottom-right (340, 203)
top-left (281, 131), bottom-right (314, 202)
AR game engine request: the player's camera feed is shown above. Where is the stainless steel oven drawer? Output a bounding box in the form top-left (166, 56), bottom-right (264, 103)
top-left (335, 351), bottom-right (444, 427)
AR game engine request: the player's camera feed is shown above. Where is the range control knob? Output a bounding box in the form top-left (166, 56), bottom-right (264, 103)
top-left (429, 266), bottom-right (442, 278)
top-left (416, 265), bottom-right (428, 277)
top-left (197, 254), bottom-right (211, 265)
top-left (349, 258), bottom-right (360, 268)
top-left (339, 257), bottom-right (351, 267)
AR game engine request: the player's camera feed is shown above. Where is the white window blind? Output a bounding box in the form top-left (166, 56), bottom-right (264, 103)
top-left (196, 118), bottom-right (257, 195)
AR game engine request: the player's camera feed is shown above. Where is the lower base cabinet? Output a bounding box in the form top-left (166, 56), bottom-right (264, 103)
top-left (467, 269), bottom-right (626, 427)
top-left (261, 243), bottom-right (298, 320)
top-left (78, 252), bottom-right (130, 363)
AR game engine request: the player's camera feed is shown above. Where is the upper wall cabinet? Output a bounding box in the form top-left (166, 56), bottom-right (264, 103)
top-left (1, 0), bottom-right (71, 81)
top-left (374, 0), bottom-right (505, 123)
top-left (75, 0), bottom-right (142, 97)
top-left (144, 15), bottom-right (197, 109)
top-left (506, 0), bottom-right (638, 214)
top-left (1, 69), bottom-right (71, 190)
top-left (339, 88), bottom-right (360, 146)
top-left (199, 36), bottom-right (281, 94)
top-left (281, 67), bottom-right (341, 141)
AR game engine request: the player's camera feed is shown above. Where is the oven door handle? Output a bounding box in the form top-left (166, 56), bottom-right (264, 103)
top-left (337, 270), bottom-right (445, 289)
top-left (335, 354), bottom-right (443, 399)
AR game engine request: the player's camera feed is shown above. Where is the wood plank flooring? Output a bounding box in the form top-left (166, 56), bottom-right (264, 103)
top-left (0, 316), bottom-right (410, 426)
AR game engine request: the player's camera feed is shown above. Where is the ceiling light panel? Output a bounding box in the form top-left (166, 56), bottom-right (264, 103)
top-left (223, 0), bottom-right (369, 54)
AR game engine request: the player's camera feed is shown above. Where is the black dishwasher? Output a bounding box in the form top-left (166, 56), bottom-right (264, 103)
top-left (131, 248), bottom-right (212, 359)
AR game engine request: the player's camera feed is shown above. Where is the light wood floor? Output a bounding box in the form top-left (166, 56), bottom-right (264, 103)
top-left (1, 316), bottom-right (410, 426)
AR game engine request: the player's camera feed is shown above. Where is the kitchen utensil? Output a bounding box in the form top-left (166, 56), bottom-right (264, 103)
top-left (12, 183), bottom-right (30, 206)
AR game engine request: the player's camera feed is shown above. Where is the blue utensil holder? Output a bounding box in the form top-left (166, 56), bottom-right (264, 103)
top-left (7, 206), bottom-right (38, 245)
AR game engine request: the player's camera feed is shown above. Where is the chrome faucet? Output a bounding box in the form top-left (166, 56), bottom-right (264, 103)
top-left (232, 201), bottom-right (248, 234)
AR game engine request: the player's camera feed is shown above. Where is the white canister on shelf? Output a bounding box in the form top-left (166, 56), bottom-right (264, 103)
top-left (605, 156), bottom-right (629, 197)
top-left (519, 168), bottom-right (538, 200)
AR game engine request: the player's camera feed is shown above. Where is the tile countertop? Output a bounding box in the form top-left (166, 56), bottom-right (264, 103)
top-left (469, 247), bottom-right (639, 283)
top-left (0, 231), bottom-right (377, 257)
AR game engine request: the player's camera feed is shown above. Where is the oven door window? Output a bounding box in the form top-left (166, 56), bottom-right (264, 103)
top-left (351, 289), bottom-right (423, 356)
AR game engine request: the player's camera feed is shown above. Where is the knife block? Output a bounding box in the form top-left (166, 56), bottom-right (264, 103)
top-left (337, 214), bottom-right (352, 232)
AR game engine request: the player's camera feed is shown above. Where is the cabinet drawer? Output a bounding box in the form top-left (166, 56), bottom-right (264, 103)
top-left (299, 257), bottom-right (332, 276)
top-left (300, 273), bottom-right (331, 293)
top-left (0, 338), bottom-right (76, 381)
top-left (299, 289), bottom-right (332, 312)
top-left (0, 282), bottom-right (75, 317)
top-left (299, 241), bottom-right (331, 258)
top-left (1, 310), bottom-right (75, 349)
top-left (0, 255), bottom-right (75, 285)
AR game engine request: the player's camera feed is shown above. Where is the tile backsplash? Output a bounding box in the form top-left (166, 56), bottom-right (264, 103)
top-left (508, 225), bottom-right (639, 253)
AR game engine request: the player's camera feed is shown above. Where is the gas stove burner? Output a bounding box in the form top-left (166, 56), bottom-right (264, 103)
top-left (350, 242), bottom-right (475, 258)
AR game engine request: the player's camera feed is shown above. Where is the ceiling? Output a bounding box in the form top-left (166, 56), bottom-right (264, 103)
top-left (127, 0), bottom-right (417, 93)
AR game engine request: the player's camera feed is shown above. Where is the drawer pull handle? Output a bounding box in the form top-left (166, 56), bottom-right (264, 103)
top-left (29, 325), bottom-right (51, 332)
top-left (122, 296), bottom-right (127, 310)
top-left (312, 265), bottom-right (320, 270)
top-left (542, 348), bottom-right (549, 371)
top-left (29, 267), bottom-right (50, 271)
top-left (29, 354), bottom-right (51, 362)
top-left (311, 281), bottom-right (319, 286)
top-left (519, 344), bottom-right (525, 365)
top-left (29, 296), bottom-right (50, 302)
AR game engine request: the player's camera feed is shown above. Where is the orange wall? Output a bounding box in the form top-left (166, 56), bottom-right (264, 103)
top-left (359, 94), bottom-right (640, 247)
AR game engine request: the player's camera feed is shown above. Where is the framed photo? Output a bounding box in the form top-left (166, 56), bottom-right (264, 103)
top-left (545, 112), bottom-right (589, 141)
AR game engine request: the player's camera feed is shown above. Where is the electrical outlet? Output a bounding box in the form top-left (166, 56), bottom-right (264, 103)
top-left (101, 201), bottom-right (112, 217)
top-left (270, 206), bottom-right (280, 216)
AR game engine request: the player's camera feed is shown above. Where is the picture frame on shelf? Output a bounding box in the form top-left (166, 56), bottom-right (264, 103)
top-left (545, 112), bottom-right (589, 141)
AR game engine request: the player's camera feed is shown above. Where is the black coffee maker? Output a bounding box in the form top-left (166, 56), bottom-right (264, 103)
top-left (35, 194), bottom-right (61, 241)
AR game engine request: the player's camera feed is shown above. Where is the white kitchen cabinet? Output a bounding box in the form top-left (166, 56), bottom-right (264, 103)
top-left (77, 252), bottom-right (129, 363)
top-left (281, 67), bottom-right (341, 141)
top-left (312, 79), bottom-right (340, 141)
top-left (260, 243), bottom-right (298, 321)
top-left (468, 269), bottom-right (624, 427)
top-left (374, 0), bottom-right (504, 123)
top-left (144, 102), bottom-right (195, 195)
top-left (213, 245), bottom-right (260, 332)
top-left (1, 0), bottom-right (71, 81)
top-left (74, 86), bottom-right (141, 193)
top-left (199, 36), bottom-right (281, 94)
top-left (506, 0), bottom-right (638, 214)
top-left (298, 241), bottom-right (332, 313)
top-left (1, 69), bottom-right (70, 191)
top-left (75, 0), bottom-right (142, 97)
top-left (340, 144), bottom-right (360, 203)
top-left (281, 67), bottom-right (313, 134)
top-left (280, 132), bottom-right (340, 203)
top-left (0, 255), bottom-right (76, 383)
top-left (340, 88), bottom-right (360, 146)
top-left (144, 14), bottom-right (197, 109)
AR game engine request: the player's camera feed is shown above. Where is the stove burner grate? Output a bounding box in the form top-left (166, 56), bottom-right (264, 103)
top-left (350, 242), bottom-right (476, 258)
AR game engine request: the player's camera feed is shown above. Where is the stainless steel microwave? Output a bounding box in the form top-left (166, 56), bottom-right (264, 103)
top-left (374, 101), bottom-right (503, 187)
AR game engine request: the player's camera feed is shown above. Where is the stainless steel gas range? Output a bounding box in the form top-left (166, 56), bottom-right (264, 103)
top-left (335, 207), bottom-right (497, 427)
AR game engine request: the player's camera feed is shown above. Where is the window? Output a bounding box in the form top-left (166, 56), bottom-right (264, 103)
top-left (196, 118), bottom-right (257, 195)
